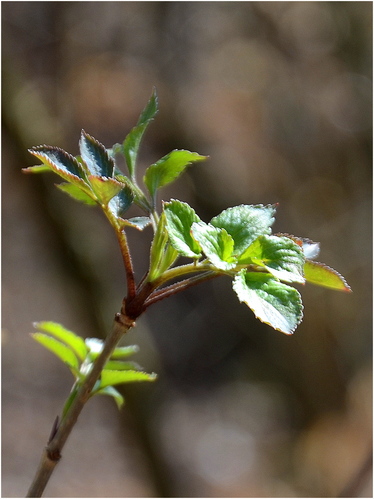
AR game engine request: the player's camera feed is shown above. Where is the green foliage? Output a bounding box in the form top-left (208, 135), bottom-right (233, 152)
top-left (233, 271), bottom-right (303, 335)
top-left (25, 88), bottom-right (351, 342)
top-left (122, 87), bottom-right (158, 180)
top-left (143, 150), bottom-right (207, 207)
top-left (210, 204), bottom-right (276, 255)
top-left (163, 200), bottom-right (202, 258)
top-left (31, 322), bottom-right (156, 409)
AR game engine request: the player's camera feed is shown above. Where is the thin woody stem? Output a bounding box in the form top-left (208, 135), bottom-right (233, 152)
top-left (152, 260), bottom-right (212, 288)
top-left (144, 271), bottom-right (219, 308)
top-left (103, 208), bottom-right (136, 299)
top-left (26, 314), bottom-right (135, 498)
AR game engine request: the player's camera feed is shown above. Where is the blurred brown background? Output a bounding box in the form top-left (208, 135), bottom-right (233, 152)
top-left (2, 2), bottom-right (372, 497)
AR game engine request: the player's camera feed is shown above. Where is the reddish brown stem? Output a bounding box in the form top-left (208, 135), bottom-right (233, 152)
top-left (144, 271), bottom-right (218, 309)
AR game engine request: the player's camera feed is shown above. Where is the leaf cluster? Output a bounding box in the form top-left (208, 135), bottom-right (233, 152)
top-left (31, 322), bottom-right (156, 410)
top-left (25, 88), bottom-right (351, 339)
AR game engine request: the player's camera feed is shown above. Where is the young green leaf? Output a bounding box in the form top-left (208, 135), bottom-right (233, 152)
top-left (233, 271), bottom-right (303, 334)
top-left (22, 164), bottom-right (52, 174)
top-left (100, 369), bottom-right (157, 389)
top-left (114, 173), bottom-right (151, 211)
top-left (88, 176), bottom-right (124, 205)
top-left (85, 337), bottom-right (104, 361)
top-left (143, 150), bottom-right (208, 202)
top-left (304, 260), bottom-right (352, 292)
top-left (79, 130), bottom-right (115, 177)
top-left (120, 217), bottom-right (151, 231)
top-left (137, 87), bottom-right (158, 126)
top-left (29, 146), bottom-right (87, 183)
top-left (104, 360), bottom-right (142, 371)
top-left (123, 88), bottom-right (158, 179)
top-left (93, 385), bottom-right (125, 410)
top-left (238, 235), bottom-right (305, 283)
top-left (164, 199), bottom-right (202, 258)
top-left (31, 333), bottom-right (80, 372)
top-left (149, 212), bottom-right (171, 281)
top-left (108, 185), bottom-right (135, 219)
top-left (211, 204), bottom-right (276, 256)
top-left (110, 344), bottom-right (139, 359)
top-left (276, 233), bottom-right (320, 260)
top-left (56, 183), bottom-right (98, 205)
top-left (191, 222), bottom-right (237, 270)
top-left (156, 243), bottom-right (179, 276)
top-left (34, 321), bottom-right (88, 361)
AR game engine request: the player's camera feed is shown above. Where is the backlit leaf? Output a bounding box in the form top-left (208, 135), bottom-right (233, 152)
top-left (93, 385), bottom-right (125, 409)
top-left (34, 321), bottom-right (88, 361)
top-left (304, 260), bottom-right (351, 292)
top-left (276, 233), bottom-right (320, 260)
top-left (22, 164), bottom-right (52, 174)
top-left (211, 204), bottom-right (276, 256)
top-left (104, 360), bottom-right (141, 371)
top-left (79, 130), bottom-right (115, 177)
top-left (111, 344), bottom-right (139, 359)
top-left (31, 333), bottom-right (80, 372)
top-left (233, 271), bottom-right (303, 334)
top-left (164, 199), bottom-right (202, 258)
top-left (100, 369), bottom-right (157, 389)
top-left (121, 217), bottom-right (151, 231)
top-left (144, 150), bottom-right (207, 200)
top-left (108, 185), bottom-right (135, 219)
top-left (88, 176), bottom-right (124, 205)
top-left (123, 88), bottom-right (158, 179)
top-left (191, 222), bottom-right (237, 270)
top-left (238, 235), bottom-right (305, 283)
top-left (56, 182), bottom-right (97, 205)
top-left (29, 146), bottom-right (87, 183)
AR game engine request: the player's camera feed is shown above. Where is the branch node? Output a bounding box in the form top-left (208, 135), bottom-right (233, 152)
top-left (47, 448), bottom-right (61, 463)
top-left (115, 310), bottom-right (136, 329)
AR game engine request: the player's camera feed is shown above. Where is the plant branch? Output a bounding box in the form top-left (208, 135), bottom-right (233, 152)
top-left (153, 260), bottom-right (212, 287)
top-left (26, 313), bottom-right (135, 498)
top-left (104, 208), bottom-right (136, 299)
top-left (144, 271), bottom-right (219, 308)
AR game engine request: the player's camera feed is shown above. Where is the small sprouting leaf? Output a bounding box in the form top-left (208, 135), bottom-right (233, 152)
top-left (79, 130), bottom-right (115, 177)
top-left (121, 217), bottom-right (151, 231)
top-left (88, 176), bottom-right (124, 205)
top-left (93, 385), bottom-right (125, 410)
top-left (34, 321), bottom-right (88, 361)
top-left (29, 146), bottom-right (87, 182)
top-left (108, 185), bottom-right (135, 219)
top-left (276, 233), bottom-right (320, 260)
top-left (56, 183), bottom-right (98, 205)
top-left (304, 260), bottom-right (352, 292)
top-left (138, 87), bottom-right (159, 126)
top-left (302, 241), bottom-right (320, 260)
top-left (143, 150), bottom-right (208, 201)
top-left (211, 205), bottom-right (277, 256)
top-left (233, 271), bottom-right (303, 334)
top-left (31, 333), bottom-right (80, 372)
top-left (149, 212), bottom-right (170, 281)
top-left (123, 88), bottom-right (158, 179)
top-left (100, 369), bottom-right (157, 389)
top-left (191, 222), bottom-right (237, 270)
top-left (238, 235), bottom-right (305, 283)
top-left (22, 164), bottom-right (52, 174)
top-left (104, 360), bottom-right (141, 371)
top-left (164, 199), bottom-right (202, 258)
top-left (157, 243), bottom-right (179, 276)
top-left (114, 173), bottom-right (151, 211)
top-left (85, 337), bottom-right (104, 361)
top-left (111, 344), bottom-right (139, 359)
